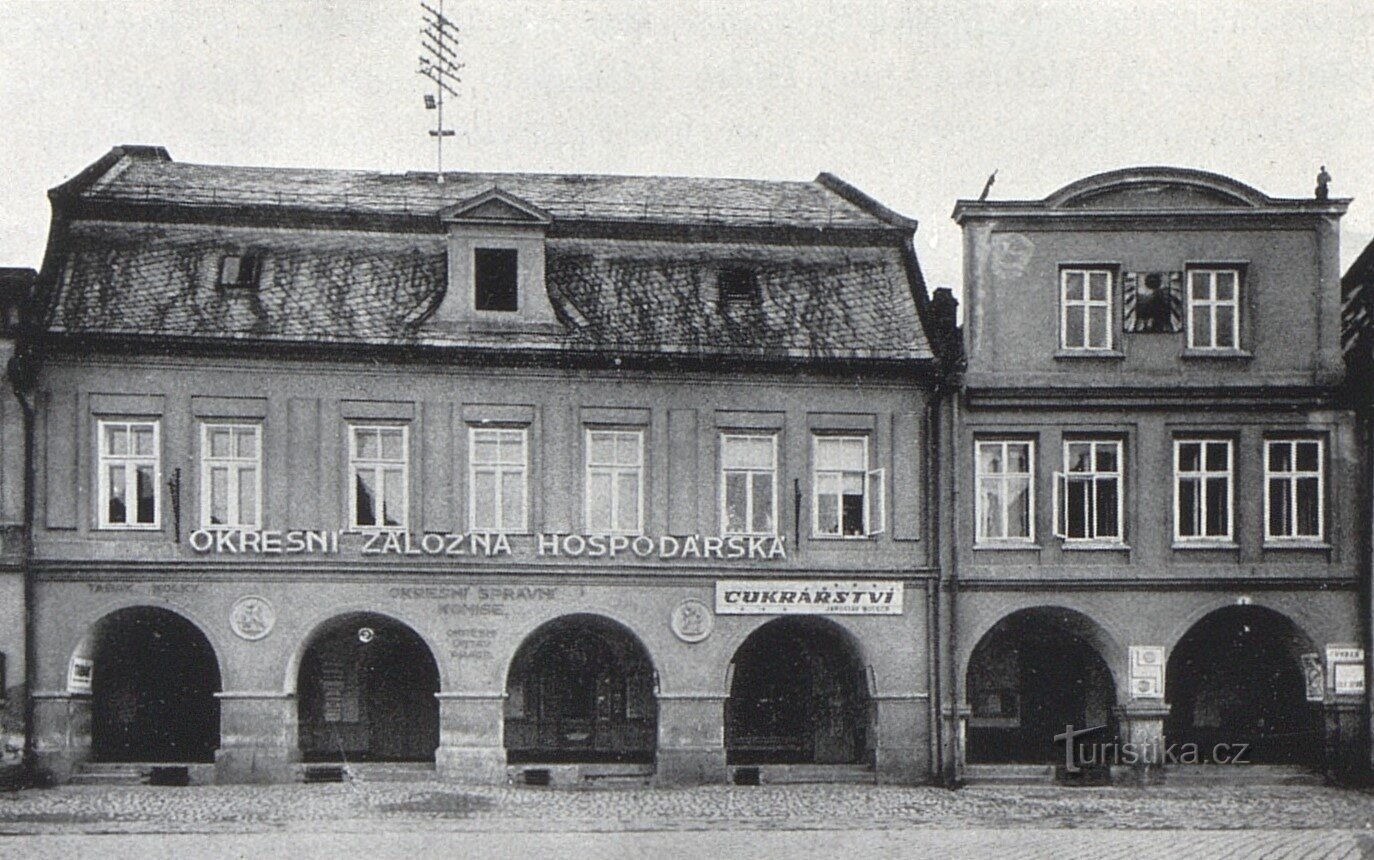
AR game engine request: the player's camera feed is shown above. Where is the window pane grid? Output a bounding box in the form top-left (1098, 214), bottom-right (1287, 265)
top-left (976, 440), bottom-right (1034, 542)
top-left (350, 425), bottom-right (408, 530)
top-left (201, 423), bottom-right (261, 529)
top-left (1062, 440), bottom-right (1122, 541)
top-left (470, 428), bottom-right (529, 534)
top-left (99, 420), bottom-right (160, 528)
top-left (722, 434), bottom-right (777, 536)
top-left (1175, 439), bottom-right (1233, 540)
top-left (1061, 269), bottom-right (1113, 350)
top-left (586, 430), bottom-right (643, 534)
top-left (1187, 269), bottom-right (1241, 349)
top-left (813, 435), bottom-right (869, 537)
top-left (1265, 439), bottom-right (1323, 540)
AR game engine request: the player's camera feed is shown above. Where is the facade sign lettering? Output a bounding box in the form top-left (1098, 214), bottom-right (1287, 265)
top-left (715, 580), bottom-right (903, 615)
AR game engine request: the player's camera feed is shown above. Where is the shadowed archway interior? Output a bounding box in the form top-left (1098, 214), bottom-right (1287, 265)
top-left (1165, 605), bottom-right (1322, 765)
top-left (297, 613), bottom-right (440, 763)
top-left (725, 617), bottom-right (872, 765)
top-left (965, 608), bottom-right (1118, 765)
top-left (504, 614), bottom-right (657, 764)
top-left (89, 606), bottom-right (222, 763)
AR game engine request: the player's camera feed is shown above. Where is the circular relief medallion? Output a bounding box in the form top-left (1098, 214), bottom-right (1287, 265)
top-left (230, 595), bottom-right (276, 641)
top-left (670, 598), bottom-right (713, 644)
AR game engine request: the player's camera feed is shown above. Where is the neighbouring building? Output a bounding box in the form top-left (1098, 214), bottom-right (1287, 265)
top-left (25, 146), bottom-right (950, 786)
top-left (948, 168), bottom-right (1366, 782)
top-left (0, 267), bottom-right (33, 783)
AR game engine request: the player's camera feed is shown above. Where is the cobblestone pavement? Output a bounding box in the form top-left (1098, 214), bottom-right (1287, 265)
top-left (0, 781), bottom-right (1370, 837)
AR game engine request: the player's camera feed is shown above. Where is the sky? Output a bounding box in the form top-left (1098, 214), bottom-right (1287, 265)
top-left (3, 0), bottom-right (1374, 298)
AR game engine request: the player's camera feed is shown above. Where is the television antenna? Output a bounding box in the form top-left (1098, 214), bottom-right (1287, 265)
top-left (419, 0), bottom-right (462, 183)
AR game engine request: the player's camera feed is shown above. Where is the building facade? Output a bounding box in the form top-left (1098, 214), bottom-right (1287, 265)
top-left (25, 146), bottom-right (948, 786)
top-left (0, 268), bottom-right (33, 783)
top-left (948, 168), bottom-right (1366, 780)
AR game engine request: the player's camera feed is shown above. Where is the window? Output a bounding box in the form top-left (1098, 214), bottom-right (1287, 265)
top-left (812, 435), bottom-right (884, 537)
top-left (1054, 440), bottom-right (1122, 542)
top-left (975, 440), bottom-right (1034, 542)
top-left (1175, 439), bottom-right (1233, 542)
top-left (201, 423), bottom-right (261, 529)
top-left (474, 247), bottom-right (518, 311)
top-left (719, 267), bottom-right (759, 305)
top-left (349, 425), bottom-right (408, 530)
top-left (469, 427), bottom-right (528, 533)
top-left (1061, 268), bottom-right (1113, 350)
top-left (586, 429), bottom-right (643, 534)
top-left (1187, 268), bottom-right (1241, 349)
top-left (1266, 439), bottom-right (1323, 541)
top-left (721, 433), bottom-right (776, 535)
top-left (97, 420), bottom-right (160, 529)
top-left (218, 251), bottom-right (262, 289)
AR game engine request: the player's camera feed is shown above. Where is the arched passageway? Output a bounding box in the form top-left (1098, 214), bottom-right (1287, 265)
top-left (1166, 605), bottom-right (1322, 765)
top-left (84, 606), bottom-right (222, 763)
top-left (297, 613), bottom-right (440, 762)
top-left (504, 614), bottom-right (657, 764)
top-left (725, 617), bottom-right (871, 765)
top-left (965, 607), bottom-right (1117, 764)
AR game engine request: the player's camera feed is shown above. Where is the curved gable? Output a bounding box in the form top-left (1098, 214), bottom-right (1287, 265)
top-left (1045, 167), bottom-right (1272, 210)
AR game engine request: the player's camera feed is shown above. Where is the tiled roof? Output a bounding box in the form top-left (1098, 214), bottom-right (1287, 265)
top-left (47, 221), bottom-right (932, 361)
top-left (78, 153), bottom-right (897, 231)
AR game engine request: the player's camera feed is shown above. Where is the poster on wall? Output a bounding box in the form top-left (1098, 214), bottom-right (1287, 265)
top-left (67, 657), bottom-right (93, 692)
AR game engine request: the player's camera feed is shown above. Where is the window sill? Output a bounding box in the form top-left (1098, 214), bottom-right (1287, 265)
top-left (1181, 349), bottom-right (1252, 360)
top-left (974, 540), bottom-right (1039, 551)
top-left (811, 534), bottom-right (879, 541)
top-left (1061, 540), bottom-right (1130, 551)
top-left (96, 524), bottom-right (161, 532)
top-left (1172, 540), bottom-right (1239, 550)
top-left (1054, 349), bottom-right (1125, 361)
top-left (1263, 539), bottom-right (1331, 550)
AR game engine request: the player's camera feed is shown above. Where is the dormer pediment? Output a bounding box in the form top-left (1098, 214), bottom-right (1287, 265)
top-left (440, 187), bottom-right (553, 226)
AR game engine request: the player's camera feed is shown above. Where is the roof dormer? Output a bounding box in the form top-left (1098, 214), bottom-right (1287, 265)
top-left (434, 187), bottom-right (558, 328)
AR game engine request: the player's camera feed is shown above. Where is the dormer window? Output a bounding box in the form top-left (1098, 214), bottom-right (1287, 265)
top-left (474, 248), bottom-right (519, 312)
top-left (719, 267), bottom-right (759, 306)
top-left (218, 251), bottom-right (262, 290)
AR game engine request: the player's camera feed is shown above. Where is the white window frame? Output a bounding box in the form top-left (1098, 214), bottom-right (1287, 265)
top-left (200, 423), bottom-right (262, 530)
top-left (720, 433), bottom-right (778, 536)
top-left (1174, 438), bottom-right (1234, 543)
top-left (97, 419), bottom-right (161, 530)
top-left (584, 428), bottom-right (644, 535)
top-left (347, 424), bottom-right (409, 531)
top-left (811, 434), bottom-right (885, 539)
top-left (975, 439), bottom-right (1035, 544)
top-left (468, 426), bottom-right (529, 534)
top-left (1186, 268), bottom-right (1242, 350)
top-left (1061, 268), bottom-right (1114, 351)
top-left (1264, 438), bottom-right (1324, 542)
top-left (1053, 439), bottom-right (1123, 543)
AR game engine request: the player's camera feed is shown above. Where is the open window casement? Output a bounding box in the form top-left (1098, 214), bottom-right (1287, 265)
top-left (1052, 471), bottom-right (1067, 539)
top-left (865, 467), bottom-right (886, 535)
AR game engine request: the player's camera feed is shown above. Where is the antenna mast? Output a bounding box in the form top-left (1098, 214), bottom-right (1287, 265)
top-left (419, 0), bottom-right (462, 183)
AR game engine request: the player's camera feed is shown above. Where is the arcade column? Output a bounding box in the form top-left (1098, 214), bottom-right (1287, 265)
top-left (435, 692), bottom-right (507, 783)
top-left (654, 693), bottom-right (728, 786)
top-left (31, 691), bottom-right (91, 783)
top-left (1114, 701), bottom-right (1170, 785)
top-left (214, 692), bottom-right (300, 783)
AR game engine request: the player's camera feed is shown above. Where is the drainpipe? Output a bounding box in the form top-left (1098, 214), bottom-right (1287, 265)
top-left (946, 392), bottom-right (962, 786)
top-left (925, 392), bottom-right (942, 784)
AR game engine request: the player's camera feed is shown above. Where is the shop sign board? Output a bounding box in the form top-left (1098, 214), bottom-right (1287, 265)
top-left (715, 580), bottom-right (903, 615)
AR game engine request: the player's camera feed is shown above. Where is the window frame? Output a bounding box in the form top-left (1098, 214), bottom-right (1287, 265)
top-left (1053, 438), bottom-right (1124, 544)
top-left (810, 434), bottom-right (885, 539)
top-left (584, 428), bottom-right (645, 536)
top-left (974, 438), bottom-right (1036, 545)
top-left (199, 422), bottom-right (263, 530)
top-left (468, 425), bottom-right (530, 535)
top-left (1173, 438), bottom-right (1235, 544)
top-left (1264, 437), bottom-right (1325, 543)
top-left (347, 424), bottom-right (410, 531)
top-left (96, 419), bottom-right (162, 530)
top-left (473, 246), bottom-right (519, 312)
top-left (1186, 267), bottom-right (1243, 350)
top-left (1060, 267), bottom-right (1115, 352)
top-left (719, 432), bottom-right (778, 537)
